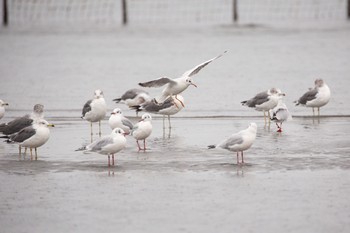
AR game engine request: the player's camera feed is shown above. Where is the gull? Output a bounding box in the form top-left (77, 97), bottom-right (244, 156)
top-left (113, 88), bottom-right (152, 109)
top-left (269, 100), bottom-right (292, 132)
top-left (81, 89), bottom-right (107, 142)
top-left (138, 51), bottom-right (227, 106)
top-left (0, 104), bottom-right (44, 155)
top-left (241, 88), bottom-right (285, 124)
top-left (0, 100), bottom-right (9, 121)
top-left (77, 128), bottom-right (127, 167)
top-left (108, 108), bottom-right (134, 134)
top-left (1, 119), bottom-right (54, 160)
top-left (131, 113), bottom-right (152, 151)
top-left (208, 123), bottom-right (257, 165)
top-left (131, 95), bottom-right (184, 129)
top-left (295, 79), bottom-right (331, 116)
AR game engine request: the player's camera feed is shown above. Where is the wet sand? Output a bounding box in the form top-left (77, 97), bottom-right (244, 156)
top-left (1, 117), bottom-right (350, 233)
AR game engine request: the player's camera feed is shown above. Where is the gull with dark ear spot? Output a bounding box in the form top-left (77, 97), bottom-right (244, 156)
top-left (1, 119), bottom-right (54, 160)
top-left (108, 108), bottom-right (134, 134)
top-left (295, 79), bottom-right (331, 116)
top-left (131, 113), bottom-right (152, 151)
top-left (0, 100), bottom-right (9, 121)
top-left (81, 89), bottom-right (107, 142)
top-left (208, 123), bottom-right (257, 165)
top-left (76, 128), bottom-right (127, 167)
top-left (139, 51), bottom-right (227, 107)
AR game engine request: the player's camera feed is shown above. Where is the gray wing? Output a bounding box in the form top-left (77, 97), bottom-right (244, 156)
top-left (122, 118), bottom-right (134, 130)
top-left (10, 126), bottom-right (36, 143)
top-left (143, 98), bottom-right (174, 113)
top-left (88, 137), bottom-right (113, 152)
top-left (297, 88), bottom-right (318, 105)
top-left (139, 77), bottom-right (176, 88)
top-left (218, 133), bottom-right (244, 150)
top-left (242, 91), bottom-right (269, 107)
top-left (122, 89), bottom-right (148, 100)
top-left (82, 100), bottom-right (92, 117)
top-left (182, 51), bottom-right (227, 77)
top-left (0, 115), bottom-right (33, 135)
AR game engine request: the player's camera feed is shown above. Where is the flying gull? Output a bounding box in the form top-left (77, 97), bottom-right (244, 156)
top-left (138, 51), bottom-right (227, 106)
top-left (77, 128), bottom-right (127, 167)
top-left (1, 119), bottom-right (54, 160)
top-left (294, 79), bottom-right (331, 116)
top-left (208, 123), bottom-right (257, 165)
top-left (81, 89), bottom-right (107, 142)
top-left (131, 113), bottom-right (152, 151)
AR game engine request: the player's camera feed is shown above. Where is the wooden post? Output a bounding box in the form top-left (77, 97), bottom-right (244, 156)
top-left (348, 0), bottom-right (350, 20)
top-left (3, 0), bottom-right (8, 26)
top-left (233, 0), bottom-right (238, 23)
top-left (122, 0), bottom-right (128, 25)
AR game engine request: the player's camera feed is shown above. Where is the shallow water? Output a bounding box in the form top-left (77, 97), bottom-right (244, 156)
top-left (1, 117), bottom-right (350, 233)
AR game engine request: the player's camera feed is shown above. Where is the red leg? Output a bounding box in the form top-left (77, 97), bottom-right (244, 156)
top-left (175, 95), bottom-right (185, 107)
top-left (136, 140), bottom-right (142, 151)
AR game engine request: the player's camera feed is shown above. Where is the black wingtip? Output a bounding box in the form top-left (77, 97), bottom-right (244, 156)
top-left (138, 83), bottom-right (145, 87)
top-left (113, 98), bottom-right (122, 103)
top-left (241, 101), bottom-right (247, 106)
top-left (208, 145), bottom-right (216, 149)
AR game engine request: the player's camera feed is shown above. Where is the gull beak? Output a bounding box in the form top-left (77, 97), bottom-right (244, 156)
top-left (4, 103), bottom-right (9, 106)
top-left (48, 124), bottom-right (55, 128)
top-left (123, 132), bottom-right (129, 136)
top-left (280, 93), bottom-right (286, 96)
top-left (111, 112), bottom-right (115, 115)
top-left (191, 82), bottom-right (198, 88)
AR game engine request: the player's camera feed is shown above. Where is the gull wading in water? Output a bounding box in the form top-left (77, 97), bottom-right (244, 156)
top-left (131, 95), bottom-right (184, 129)
top-left (77, 128), bottom-right (127, 167)
top-left (294, 79), bottom-right (331, 116)
top-left (108, 108), bottom-right (134, 134)
top-left (138, 51), bottom-right (227, 107)
top-left (241, 88), bottom-right (285, 124)
top-left (81, 89), bottom-right (107, 142)
top-left (269, 100), bottom-right (292, 132)
top-left (0, 100), bottom-right (9, 121)
top-left (208, 123), bottom-right (257, 165)
top-left (1, 119), bottom-right (54, 160)
top-left (0, 104), bottom-right (45, 155)
top-left (131, 113), bottom-right (152, 151)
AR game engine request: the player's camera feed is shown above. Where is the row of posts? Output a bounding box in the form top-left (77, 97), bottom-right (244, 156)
top-left (2, 0), bottom-right (350, 27)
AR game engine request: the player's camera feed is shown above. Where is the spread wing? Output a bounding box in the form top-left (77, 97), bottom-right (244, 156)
top-left (139, 77), bottom-right (175, 88)
top-left (182, 51), bottom-right (227, 78)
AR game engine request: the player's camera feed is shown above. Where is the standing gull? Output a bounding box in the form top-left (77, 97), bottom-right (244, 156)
top-left (108, 108), bottom-right (134, 134)
top-left (0, 100), bottom-right (9, 121)
top-left (132, 95), bottom-right (184, 129)
top-left (139, 51), bottom-right (227, 106)
top-left (81, 89), bottom-right (107, 142)
top-left (1, 119), bottom-right (54, 160)
top-left (208, 123), bottom-right (257, 165)
top-left (131, 113), bottom-right (152, 151)
top-left (241, 88), bottom-right (285, 124)
top-left (113, 88), bottom-right (152, 109)
top-left (269, 100), bottom-right (292, 132)
top-left (295, 79), bottom-right (331, 116)
top-left (77, 128), bottom-right (127, 167)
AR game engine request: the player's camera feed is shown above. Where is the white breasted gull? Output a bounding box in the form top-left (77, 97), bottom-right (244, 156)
top-left (81, 89), bottom-right (107, 142)
top-left (108, 108), bottom-right (134, 134)
top-left (131, 113), bottom-right (152, 151)
top-left (295, 79), bottom-right (331, 116)
top-left (208, 123), bottom-right (257, 165)
top-left (77, 128), bottom-right (127, 167)
top-left (0, 100), bottom-right (9, 121)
